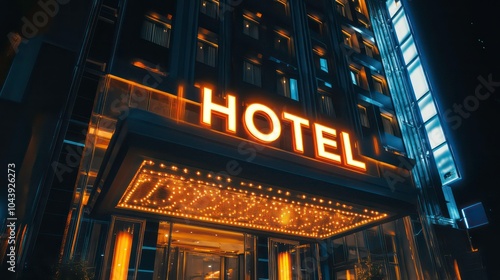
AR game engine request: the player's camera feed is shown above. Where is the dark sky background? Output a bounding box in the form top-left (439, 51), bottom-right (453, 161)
top-left (405, 0), bottom-right (500, 276)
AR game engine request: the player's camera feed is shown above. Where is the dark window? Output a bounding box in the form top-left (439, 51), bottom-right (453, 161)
top-left (274, 32), bottom-right (290, 54)
top-left (358, 105), bottom-right (370, 127)
top-left (243, 17), bottom-right (259, 39)
top-left (320, 93), bottom-right (335, 116)
top-left (381, 113), bottom-right (396, 135)
top-left (333, 238), bottom-right (346, 264)
top-left (342, 30), bottom-right (352, 47)
top-left (366, 228), bottom-right (383, 255)
top-left (276, 72), bottom-right (299, 100)
top-left (364, 42), bottom-right (374, 57)
top-left (243, 61), bottom-right (262, 86)
top-left (141, 17), bottom-right (171, 48)
top-left (350, 69), bottom-right (360, 86)
top-left (336, 2), bottom-right (346, 16)
top-left (196, 40), bottom-right (218, 67)
top-left (200, 0), bottom-right (218, 18)
top-left (307, 15), bottom-right (323, 35)
top-left (372, 76), bottom-right (387, 94)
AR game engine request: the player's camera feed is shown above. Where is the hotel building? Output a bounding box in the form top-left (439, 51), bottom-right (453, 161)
top-left (0, 0), bottom-right (487, 279)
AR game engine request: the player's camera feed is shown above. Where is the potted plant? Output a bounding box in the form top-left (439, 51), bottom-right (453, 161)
top-left (53, 260), bottom-right (94, 280)
top-left (355, 256), bottom-right (385, 280)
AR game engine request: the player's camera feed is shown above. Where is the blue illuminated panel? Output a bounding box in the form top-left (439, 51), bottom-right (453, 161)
top-left (461, 202), bottom-right (489, 229)
top-left (385, 0), bottom-right (460, 186)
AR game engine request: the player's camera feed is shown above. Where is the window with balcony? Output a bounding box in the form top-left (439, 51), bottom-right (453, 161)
top-left (381, 113), bottom-right (397, 135)
top-left (350, 68), bottom-right (360, 86)
top-left (200, 0), bottom-right (219, 18)
top-left (353, 0), bottom-right (369, 17)
top-left (307, 14), bottom-right (323, 36)
top-left (274, 31), bottom-right (291, 54)
top-left (359, 18), bottom-right (370, 29)
top-left (336, 1), bottom-right (346, 17)
top-left (342, 30), bottom-right (353, 47)
top-left (243, 16), bottom-right (259, 39)
top-left (363, 41), bottom-right (375, 57)
top-left (141, 16), bottom-right (171, 48)
top-left (274, 0), bottom-right (288, 14)
top-left (350, 66), bottom-right (367, 89)
top-left (196, 39), bottom-right (218, 67)
top-left (358, 105), bottom-right (370, 127)
top-left (320, 93), bottom-right (335, 117)
top-left (243, 60), bottom-right (262, 86)
top-left (277, 72), bottom-right (299, 101)
top-left (372, 76), bottom-right (387, 94)
top-left (313, 47), bottom-right (330, 74)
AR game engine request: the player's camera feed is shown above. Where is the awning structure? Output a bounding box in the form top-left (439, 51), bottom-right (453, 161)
top-left (88, 109), bottom-right (417, 239)
top-left (117, 159), bottom-right (388, 239)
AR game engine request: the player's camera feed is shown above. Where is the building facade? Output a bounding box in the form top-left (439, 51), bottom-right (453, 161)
top-left (0, 0), bottom-right (486, 279)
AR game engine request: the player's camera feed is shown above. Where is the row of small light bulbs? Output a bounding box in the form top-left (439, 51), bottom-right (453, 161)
top-left (127, 171), bottom-right (378, 225)
top-left (118, 160), bottom-right (387, 237)
top-left (133, 161), bottom-right (383, 218)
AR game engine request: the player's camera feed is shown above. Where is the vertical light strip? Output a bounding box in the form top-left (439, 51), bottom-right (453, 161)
top-left (278, 251), bottom-right (292, 280)
top-left (110, 230), bottom-right (133, 280)
top-left (346, 269), bottom-right (353, 280)
top-left (453, 259), bottom-right (463, 280)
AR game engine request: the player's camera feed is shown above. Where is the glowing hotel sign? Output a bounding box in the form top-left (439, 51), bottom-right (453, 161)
top-left (201, 88), bottom-right (367, 171)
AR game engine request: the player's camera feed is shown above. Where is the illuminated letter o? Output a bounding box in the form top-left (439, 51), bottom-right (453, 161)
top-left (244, 104), bottom-right (281, 142)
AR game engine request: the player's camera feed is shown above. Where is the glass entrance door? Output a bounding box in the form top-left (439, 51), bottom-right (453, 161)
top-left (269, 239), bottom-right (300, 280)
top-left (269, 239), bottom-right (320, 280)
top-left (155, 223), bottom-right (245, 280)
top-left (179, 251), bottom-right (238, 280)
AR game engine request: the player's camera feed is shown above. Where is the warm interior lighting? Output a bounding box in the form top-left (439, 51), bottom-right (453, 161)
top-left (88, 127), bottom-right (114, 140)
top-left (116, 160), bottom-right (388, 239)
top-left (107, 75), bottom-right (183, 102)
top-left (313, 46), bottom-right (326, 56)
top-left (307, 14), bottom-right (322, 24)
top-left (346, 269), bottom-right (353, 280)
top-left (380, 113), bottom-right (393, 122)
top-left (163, 223), bottom-right (244, 253)
top-left (132, 60), bottom-right (167, 76)
top-left (276, 0), bottom-right (287, 6)
top-left (453, 259), bottom-right (462, 280)
top-left (110, 229), bottom-right (133, 280)
top-left (372, 136), bottom-right (380, 155)
top-left (278, 252), bottom-right (292, 280)
top-left (275, 29), bottom-right (291, 40)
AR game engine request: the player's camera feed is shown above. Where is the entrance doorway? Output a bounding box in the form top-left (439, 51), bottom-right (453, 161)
top-left (268, 238), bottom-right (319, 280)
top-left (155, 223), bottom-right (244, 280)
top-left (167, 250), bottom-right (239, 280)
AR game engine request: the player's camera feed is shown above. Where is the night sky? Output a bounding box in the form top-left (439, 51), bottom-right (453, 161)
top-left (405, 0), bottom-right (500, 277)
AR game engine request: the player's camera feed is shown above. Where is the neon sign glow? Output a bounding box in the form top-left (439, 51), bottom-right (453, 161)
top-left (201, 88), bottom-right (366, 171)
